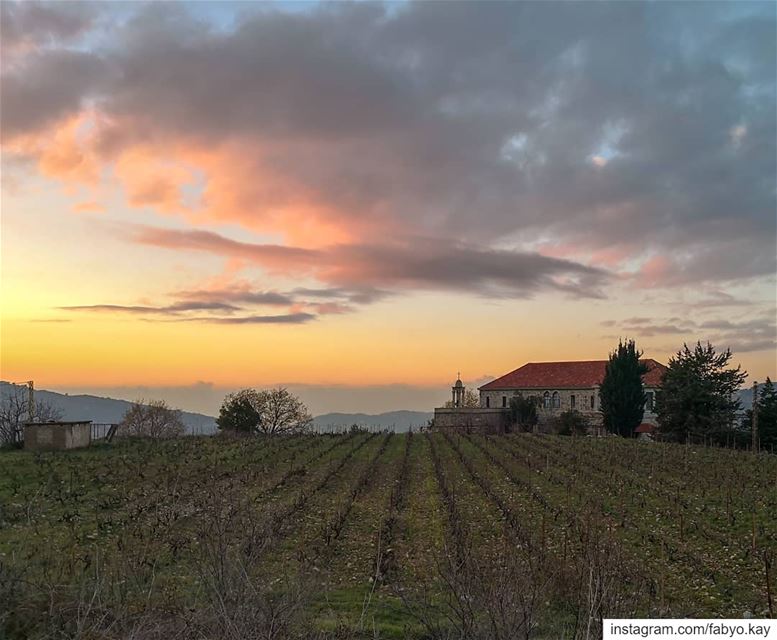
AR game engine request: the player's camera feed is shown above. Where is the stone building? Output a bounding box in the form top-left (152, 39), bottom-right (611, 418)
top-left (478, 359), bottom-right (666, 431)
top-left (24, 421), bottom-right (92, 450)
top-left (433, 359), bottom-right (666, 434)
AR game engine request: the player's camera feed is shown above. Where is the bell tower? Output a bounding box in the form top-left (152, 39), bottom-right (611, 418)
top-left (451, 372), bottom-right (465, 407)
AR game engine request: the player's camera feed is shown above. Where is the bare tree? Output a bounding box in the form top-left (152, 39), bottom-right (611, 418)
top-left (218, 388), bottom-right (312, 435)
top-left (249, 387), bottom-right (313, 435)
top-left (0, 384), bottom-right (62, 446)
top-left (255, 388), bottom-right (313, 435)
top-left (119, 400), bottom-right (186, 439)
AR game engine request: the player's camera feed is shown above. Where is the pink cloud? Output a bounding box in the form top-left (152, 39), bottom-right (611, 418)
top-left (636, 254), bottom-right (674, 288)
top-left (5, 113), bottom-right (102, 185)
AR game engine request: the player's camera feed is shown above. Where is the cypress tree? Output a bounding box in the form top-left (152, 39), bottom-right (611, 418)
top-left (599, 339), bottom-right (648, 437)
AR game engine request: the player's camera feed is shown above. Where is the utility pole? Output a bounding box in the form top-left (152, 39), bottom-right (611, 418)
top-left (27, 380), bottom-right (34, 423)
top-left (752, 380), bottom-right (759, 453)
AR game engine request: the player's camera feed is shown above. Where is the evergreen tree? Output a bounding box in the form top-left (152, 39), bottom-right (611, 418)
top-left (743, 377), bottom-right (777, 450)
top-left (599, 339), bottom-right (648, 437)
top-left (656, 342), bottom-right (746, 442)
top-left (509, 395), bottom-right (539, 432)
top-left (217, 389), bottom-right (262, 433)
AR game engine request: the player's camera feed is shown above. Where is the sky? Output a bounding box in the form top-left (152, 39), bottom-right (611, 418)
top-left (1, 1), bottom-right (775, 416)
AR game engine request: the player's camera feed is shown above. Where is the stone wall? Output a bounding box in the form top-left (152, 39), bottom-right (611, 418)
top-left (432, 407), bottom-right (510, 434)
top-left (24, 422), bottom-right (92, 451)
top-left (479, 387), bottom-right (659, 432)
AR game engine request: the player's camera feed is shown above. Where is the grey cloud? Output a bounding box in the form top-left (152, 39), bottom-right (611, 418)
top-left (329, 240), bottom-right (609, 298)
top-left (129, 225), bottom-right (610, 299)
top-left (685, 291), bottom-right (755, 308)
top-left (1, 49), bottom-right (109, 137)
top-left (62, 302), bottom-right (241, 314)
top-left (185, 312), bottom-right (316, 325)
top-left (609, 312), bottom-right (776, 353)
top-left (64, 226), bottom-right (608, 323)
top-left (173, 285), bottom-right (381, 311)
top-left (621, 317), bottom-right (655, 326)
top-left (290, 287), bottom-right (391, 305)
top-left (175, 288), bottom-right (294, 307)
top-left (130, 226), bottom-right (321, 267)
top-left (1, 2), bottom-right (98, 54)
top-left (3, 1), bottom-right (775, 288)
top-left (63, 306), bottom-right (316, 325)
top-left (59, 284), bottom-right (374, 324)
top-left (721, 339), bottom-right (777, 354)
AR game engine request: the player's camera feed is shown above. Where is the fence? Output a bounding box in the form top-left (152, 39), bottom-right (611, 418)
top-left (91, 423), bottom-right (118, 442)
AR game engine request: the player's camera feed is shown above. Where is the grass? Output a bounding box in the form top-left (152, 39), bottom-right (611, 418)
top-left (1, 432), bottom-right (775, 639)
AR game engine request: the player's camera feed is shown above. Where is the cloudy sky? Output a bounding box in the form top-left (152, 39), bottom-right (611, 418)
top-left (1, 1), bottom-right (775, 415)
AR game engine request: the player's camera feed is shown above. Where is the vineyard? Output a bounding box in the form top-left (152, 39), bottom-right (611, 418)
top-left (1, 432), bottom-right (775, 639)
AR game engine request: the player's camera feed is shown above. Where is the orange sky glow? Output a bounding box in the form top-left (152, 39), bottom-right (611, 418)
top-left (1, 1), bottom-right (774, 413)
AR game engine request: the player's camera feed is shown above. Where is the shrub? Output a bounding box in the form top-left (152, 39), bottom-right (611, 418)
top-left (554, 410), bottom-right (589, 436)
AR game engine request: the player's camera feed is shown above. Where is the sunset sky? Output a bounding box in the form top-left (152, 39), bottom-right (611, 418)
top-left (1, 1), bottom-right (775, 415)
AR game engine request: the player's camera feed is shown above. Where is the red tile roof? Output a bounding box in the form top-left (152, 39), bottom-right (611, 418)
top-left (635, 423), bottom-right (657, 433)
top-left (479, 359), bottom-right (666, 390)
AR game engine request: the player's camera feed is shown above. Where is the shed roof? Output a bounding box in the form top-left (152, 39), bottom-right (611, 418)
top-left (25, 420), bottom-right (93, 426)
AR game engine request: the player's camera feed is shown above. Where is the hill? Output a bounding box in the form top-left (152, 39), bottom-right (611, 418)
top-left (1, 383), bottom-right (435, 434)
top-left (0, 382), bottom-right (217, 435)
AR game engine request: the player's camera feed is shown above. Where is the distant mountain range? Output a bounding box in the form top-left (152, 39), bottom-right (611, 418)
top-left (0, 382), bottom-right (218, 435)
top-left (1, 383), bottom-right (433, 434)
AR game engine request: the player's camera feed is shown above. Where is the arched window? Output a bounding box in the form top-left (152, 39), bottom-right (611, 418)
top-left (486, 396), bottom-right (490, 408)
top-left (502, 396), bottom-right (507, 407)
top-left (543, 391), bottom-right (551, 409)
top-left (590, 395), bottom-right (595, 409)
top-left (570, 394), bottom-right (576, 409)
top-left (552, 391), bottom-right (560, 409)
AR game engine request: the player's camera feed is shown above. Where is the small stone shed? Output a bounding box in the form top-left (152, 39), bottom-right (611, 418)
top-left (24, 421), bottom-right (92, 451)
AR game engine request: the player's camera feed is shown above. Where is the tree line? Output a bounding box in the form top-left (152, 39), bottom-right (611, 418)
top-left (600, 339), bottom-right (774, 448)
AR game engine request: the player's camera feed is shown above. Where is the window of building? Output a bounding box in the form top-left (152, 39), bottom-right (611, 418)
top-left (590, 395), bottom-right (595, 409)
top-left (485, 396), bottom-right (490, 408)
top-left (645, 391), bottom-right (654, 412)
top-left (543, 391), bottom-right (551, 409)
top-left (502, 396), bottom-right (507, 407)
top-left (570, 394), bottom-right (576, 409)
top-left (552, 391), bottom-right (560, 409)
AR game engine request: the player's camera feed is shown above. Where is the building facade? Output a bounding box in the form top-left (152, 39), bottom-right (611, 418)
top-left (478, 359), bottom-right (666, 431)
